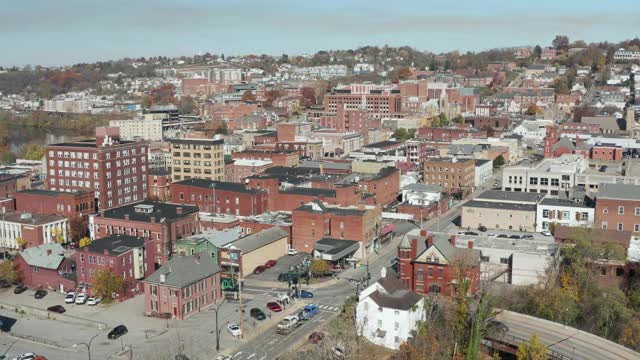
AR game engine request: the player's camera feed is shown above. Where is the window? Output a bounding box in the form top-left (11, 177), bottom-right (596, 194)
top-left (617, 223), bottom-right (624, 231)
top-left (428, 284), bottom-right (440, 294)
top-left (601, 267), bottom-right (607, 276)
top-left (636, 208), bottom-right (640, 216)
top-left (618, 206), bottom-right (625, 215)
top-left (394, 322), bottom-right (399, 330)
top-left (602, 221), bottom-right (608, 230)
top-left (428, 268), bottom-right (433, 277)
top-left (480, 255), bottom-right (490, 262)
top-left (635, 224), bottom-right (640, 232)
top-left (562, 211), bottom-right (570, 219)
top-left (416, 269), bottom-right (424, 281)
top-left (616, 267), bottom-right (625, 277)
top-left (542, 209), bottom-right (549, 218)
top-left (500, 257), bottom-right (509, 264)
top-left (603, 208), bottom-right (609, 214)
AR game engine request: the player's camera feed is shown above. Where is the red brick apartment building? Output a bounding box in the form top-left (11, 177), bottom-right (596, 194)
top-left (170, 178), bottom-right (267, 216)
top-left (76, 234), bottom-right (153, 299)
top-left (398, 229), bottom-right (481, 296)
top-left (148, 169), bottom-right (171, 200)
top-left (417, 127), bottom-right (469, 142)
top-left (344, 167), bottom-right (401, 206)
top-left (91, 202), bottom-right (199, 268)
top-left (424, 158), bottom-right (475, 197)
top-left (14, 243), bottom-right (76, 291)
top-left (291, 201), bottom-right (381, 255)
top-left (0, 212), bottom-right (68, 249)
top-left (143, 253), bottom-right (222, 320)
top-left (591, 144), bottom-right (624, 161)
top-left (595, 184), bottom-right (640, 232)
top-left (323, 93), bottom-right (401, 119)
top-left (14, 189), bottom-right (95, 218)
top-left (465, 116), bottom-right (510, 130)
top-left (45, 127), bottom-right (148, 210)
top-left (319, 104), bottom-right (369, 133)
top-left (0, 174), bottom-right (31, 198)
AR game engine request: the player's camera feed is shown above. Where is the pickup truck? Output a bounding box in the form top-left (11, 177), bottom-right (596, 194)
top-left (276, 315), bottom-right (301, 335)
top-left (297, 304), bottom-right (318, 321)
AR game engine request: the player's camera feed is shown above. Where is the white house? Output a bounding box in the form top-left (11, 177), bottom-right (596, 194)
top-left (536, 198), bottom-right (594, 232)
top-left (401, 184), bottom-right (441, 206)
top-left (512, 120), bottom-right (548, 144)
top-left (474, 160), bottom-right (493, 187)
top-left (356, 268), bottom-right (425, 350)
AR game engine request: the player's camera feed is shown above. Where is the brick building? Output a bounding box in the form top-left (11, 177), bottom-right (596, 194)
top-left (170, 178), bottom-right (267, 216)
top-left (0, 174), bottom-right (30, 198)
top-left (170, 137), bottom-right (225, 182)
top-left (45, 127), bottom-right (148, 210)
top-left (76, 234), bottom-right (153, 299)
top-left (0, 212), bottom-right (68, 249)
top-left (424, 158), bottom-right (475, 197)
top-left (323, 93), bottom-right (401, 119)
top-left (291, 201), bottom-right (381, 257)
top-left (228, 159), bottom-right (274, 183)
top-left (319, 104), bottom-right (369, 133)
top-left (595, 184), bottom-right (640, 232)
top-left (148, 169), bottom-right (171, 201)
top-left (417, 127), bottom-right (469, 142)
top-left (91, 202), bottom-right (199, 268)
top-left (397, 229), bottom-right (481, 296)
top-left (143, 253), bottom-right (222, 320)
top-left (14, 189), bottom-right (95, 218)
top-left (231, 150), bottom-right (299, 167)
top-left (337, 167), bottom-right (401, 206)
top-left (14, 243), bottom-right (75, 291)
top-left (465, 116), bottom-right (510, 130)
top-left (591, 144), bottom-right (624, 161)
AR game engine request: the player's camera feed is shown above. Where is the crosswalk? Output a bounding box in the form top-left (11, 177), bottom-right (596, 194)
top-left (316, 304), bottom-right (341, 312)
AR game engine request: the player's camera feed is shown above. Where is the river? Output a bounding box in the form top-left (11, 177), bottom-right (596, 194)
top-left (2, 124), bottom-right (89, 153)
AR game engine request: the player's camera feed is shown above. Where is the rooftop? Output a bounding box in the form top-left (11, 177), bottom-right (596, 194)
top-left (225, 227), bottom-right (288, 253)
top-left (463, 200), bottom-right (537, 212)
top-left (281, 187), bottom-right (336, 197)
top-left (597, 183), bottom-right (640, 201)
top-left (363, 140), bottom-right (401, 149)
top-left (540, 198), bottom-right (592, 208)
top-left (295, 200), bottom-right (372, 216)
top-left (101, 201), bottom-right (199, 222)
top-left (16, 189), bottom-right (91, 197)
top-left (81, 234), bottom-right (145, 256)
top-left (367, 268), bottom-right (422, 311)
top-left (476, 190), bottom-right (545, 204)
top-left (177, 228), bottom-right (243, 248)
top-left (172, 178), bottom-right (261, 194)
top-left (1, 212), bottom-right (66, 225)
top-left (169, 138), bottom-right (224, 145)
top-left (144, 252), bottom-right (220, 288)
top-left (19, 243), bottom-right (72, 270)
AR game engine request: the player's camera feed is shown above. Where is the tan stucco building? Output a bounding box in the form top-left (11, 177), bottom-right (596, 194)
top-left (461, 190), bottom-right (544, 232)
top-left (170, 138), bottom-right (224, 182)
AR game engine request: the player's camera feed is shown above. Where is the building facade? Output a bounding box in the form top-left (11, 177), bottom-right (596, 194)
top-left (595, 184), bottom-right (640, 232)
top-left (424, 158), bottom-right (475, 197)
top-left (170, 138), bottom-right (224, 182)
top-left (171, 178), bottom-right (268, 216)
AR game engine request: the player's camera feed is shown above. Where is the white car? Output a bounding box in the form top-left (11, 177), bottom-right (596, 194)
top-left (64, 291), bottom-right (76, 304)
top-left (541, 230), bottom-right (552, 236)
top-left (486, 233), bottom-right (497, 237)
top-left (287, 248), bottom-right (298, 256)
top-left (75, 293), bottom-right (88, 304)
top-left (227, 323), bottom-right (242, 337)
top-left (12, 353), bottom-right (37, 360)
top-left (87, 297), bottom-right (102, 306)
top-left (215, 356), bottom-right (232, 360)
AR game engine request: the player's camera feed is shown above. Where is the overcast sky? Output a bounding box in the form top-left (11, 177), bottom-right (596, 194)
top-left (2, 0), bottom-right (639, 66)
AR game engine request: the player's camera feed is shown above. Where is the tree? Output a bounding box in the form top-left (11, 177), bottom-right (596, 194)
top-left (533, 45), bottom-right (542, 59)
top-left (431, 116), bottom-right (441, 128)
top-left (573, 105), bottom-right (595, 122)
top-left (177, 96), bottom-right (196, 114)
top-left (552, 76), bottom-right (570, 95)
top-left (215, 123), bottom-right (228, 135)
top-left (0, 261), bottom-right (18, 283)
top-left (438, 113), bottom-right (450, 127)
top-left (51, 228), bottom-right (65, 244)
top-left (310, 259), bottom-right (330, 277)
top-left (493, 155), bottom-right (505, 169)
top-left (92, 268), bottom-right (126, 302)
top-left (79, 237), bottom-right (91, 247)
top-left (69, 216), bottom-right (88, 241)
top-left (300, 87), bottom-right (316, 107)
top-left (16, 237), bottom-right (26, 249)
top-left (0, 151), bottom-right (16, 164)
top-left (516, 334), bottom-right (547, 360)
top-left (24, 144), bottom-right (45, 160)
top-left (453, 115), bottom-right (465, 124)
top-left (526, 104), bottom-right (542, 115)
top-left (552, 35), bottom-right (570, 51)
top-left (241, 90), bottom-right (256, 102)
top-left (393, 128), bottom-right (408, 141)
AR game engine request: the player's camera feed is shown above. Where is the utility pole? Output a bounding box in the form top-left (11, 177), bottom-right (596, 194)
top-left (239, 268), bottom-right (244, 339)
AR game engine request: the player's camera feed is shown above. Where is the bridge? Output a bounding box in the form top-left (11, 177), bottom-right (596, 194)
top-left (484, 310), bottom-right (640, 360)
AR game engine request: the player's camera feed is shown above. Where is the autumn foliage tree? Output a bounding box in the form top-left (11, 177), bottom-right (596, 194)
top-left (69, 216), bottom-right (88, 241)
top-left (300, 87), bottom-right (316, 107)
top-left (516, 334), bottom-right (547, 360)
top-left (241, 90), bottom-right (256, 102)
top-left (143, 84), bottom-right (176, 108)
top-left (92, 268), bottom-right (127, 303)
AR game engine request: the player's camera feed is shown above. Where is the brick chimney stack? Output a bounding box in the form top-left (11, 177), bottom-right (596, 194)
top-left (449, 235), bottom-right (456, 246)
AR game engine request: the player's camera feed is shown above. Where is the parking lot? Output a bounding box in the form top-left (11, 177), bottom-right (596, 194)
top-left (246, 253), bottom-right (309, 283)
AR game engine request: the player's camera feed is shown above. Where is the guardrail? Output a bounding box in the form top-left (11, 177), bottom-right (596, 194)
top-left (484, 332), bottom-right (574, 360)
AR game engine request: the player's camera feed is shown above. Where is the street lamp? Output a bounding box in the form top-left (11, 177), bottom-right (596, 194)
top-left (209, 298), bottom-right (226, 352)
top-left (73, 333), bottom-right (100, 360)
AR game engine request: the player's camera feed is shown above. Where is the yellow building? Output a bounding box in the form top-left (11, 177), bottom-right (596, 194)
top-left (170, 138), bottom-right (224, 182)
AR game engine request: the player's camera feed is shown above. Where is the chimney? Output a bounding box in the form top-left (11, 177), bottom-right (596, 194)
top-left (150, 216), bottom-right (156, 223)
top-left (420, 229), bottom-right (427, 237)
top-left (176, 207), bottom-right (183, 215)
top-left (449, 235), bottom-right (456, 246)
top-left (410, 237), bottom-right (418, 259)
top-left (46, 249), bottom-right (52, 256)
top-left (427, 234), bottom-right (433, 247)
top-left (467, 240), bottom-right (473, 249)
top-left (124, 214), bottom-right (130, 221)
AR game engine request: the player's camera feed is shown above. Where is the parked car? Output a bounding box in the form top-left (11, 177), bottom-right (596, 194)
top-left (13, 284), bottom-right (27, 294)
top-left (227, 323), bottom-right (242, 337)
top-left (250, 308), bottom-right (266, 320)
top-left (497, 234), bottom-right (509, 238)
top-left (297, 290), bottom-right (314, 298)
top-left (330, 263), bottom-right (346, 271)
top-left (266, 302), bottom-right (283, 312)
top-left (287, 248), bottom-right (298, 256)
top-left (47, 305), bottom-right (65, 314)
top-left (486, 234), bottom-right (497, 238)
top-left (253, 266), bottom-right (266, 274)
top-left (64, 292), bottom-right (76, 304)
top-left (215, 356), bottom-right (232, 360)
top-left (12, 353), bottom-right (37, 360)
top-left (87, 297), bottom-right (102, 306)
top-left (541, 230), bottom-right (552, 237)
top-left (478, 226), bottom-right (487, 232)
top-left (108, 325), bottom-right (128, 339)
top-left (0, 281), bottom-right (11, 289)
top-left (298, 304), bottom-right (319, 320)
top-left (34, 290), bottom-right (47, 299)
top-left (264, 260), bottom-right (277, 268)
top-left (464, 231), bottom-right (479, 236)
top-left (75, 293), bottom-right (87, 304)
top-left (308, 332), bottom-right (324, 344)
top-left (509, 235), bottom-right (522, 239)
top-left (277, 316), bottom-right (300, 331)
top-left (522, 235), bottom-right (534, 240)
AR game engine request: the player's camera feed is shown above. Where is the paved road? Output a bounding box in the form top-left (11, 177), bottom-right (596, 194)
top-left (493, 310), bottom-right (640, 360)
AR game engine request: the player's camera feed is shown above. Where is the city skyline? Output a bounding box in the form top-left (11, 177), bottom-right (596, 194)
top-left (2, 0), bottom-right (640, 66)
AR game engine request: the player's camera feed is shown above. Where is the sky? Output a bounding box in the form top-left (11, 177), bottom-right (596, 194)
top-left (2, 0), bottom-right (639, 67)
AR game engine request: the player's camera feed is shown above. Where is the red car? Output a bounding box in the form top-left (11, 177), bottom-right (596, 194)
top-left (266, 302), bottom-right (282, 312)
top-left (264, 260), bottom-right (277, 268)
top-left (253, 266), bottom-right (266, 274)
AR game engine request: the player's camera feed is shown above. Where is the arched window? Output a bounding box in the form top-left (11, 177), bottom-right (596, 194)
top-left (428, 284), bottom-right (441, 294)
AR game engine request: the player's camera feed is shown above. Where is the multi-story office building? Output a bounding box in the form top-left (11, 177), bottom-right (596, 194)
top-left (169, 138), bottom-right (224, 182)
top-left (46, 127), bottom-right (148, 210)
top-left (502, 154), bottom-right (587, 195)
top-left (109, 114), bottom-right (164, 141)
top-left (424, 157), bottom-right (475, 197)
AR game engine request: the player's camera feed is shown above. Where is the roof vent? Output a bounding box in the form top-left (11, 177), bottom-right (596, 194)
top-left (20, 213), bottom-right (32, 220)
